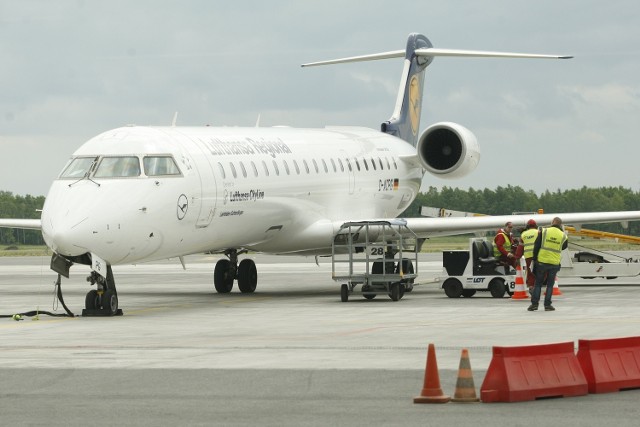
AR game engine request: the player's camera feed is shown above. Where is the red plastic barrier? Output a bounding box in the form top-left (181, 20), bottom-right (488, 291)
top-left (480, 342), bottom-right (588, 402)
top-left (577, 336), bottom-right (640, 394)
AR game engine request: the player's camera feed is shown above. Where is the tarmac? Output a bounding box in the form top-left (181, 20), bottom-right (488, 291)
top-left (1, 253), bottom-right (640, 426)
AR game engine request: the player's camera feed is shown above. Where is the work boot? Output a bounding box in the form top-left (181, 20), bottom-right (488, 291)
top-left (527, 304), bottom-right (538, 311)
top-left (545, 305), bottom-right (555, 311)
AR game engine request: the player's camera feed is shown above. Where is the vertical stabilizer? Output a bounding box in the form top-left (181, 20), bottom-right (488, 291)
top-left (381, 33), bottom-right (433, 146)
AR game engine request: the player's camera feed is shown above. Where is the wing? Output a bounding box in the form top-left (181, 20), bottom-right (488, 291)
top-left (0, 219), bottom-right (42, 230)
top-left (402, 211), bottom-right (640, 238)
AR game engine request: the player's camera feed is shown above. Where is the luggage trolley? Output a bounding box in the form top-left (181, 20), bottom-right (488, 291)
top-left (332, 220), bottom-right (419, 302)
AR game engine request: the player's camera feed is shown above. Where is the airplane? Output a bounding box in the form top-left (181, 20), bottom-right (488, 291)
top-left (3, 32), bottom-right (640, 316)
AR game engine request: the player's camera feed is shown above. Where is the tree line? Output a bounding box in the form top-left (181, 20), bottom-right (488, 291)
top-left (2, 185), bottom-right (640, 245)
top-left (0, 191), bottom-right (46, 245)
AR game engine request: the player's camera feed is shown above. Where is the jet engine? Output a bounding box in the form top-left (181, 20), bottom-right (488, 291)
top-left (416, 122), bottom-right (480, 179)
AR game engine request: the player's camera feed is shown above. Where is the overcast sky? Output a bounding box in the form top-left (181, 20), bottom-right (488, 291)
top-left (2, 0), bottom-right (640, 197)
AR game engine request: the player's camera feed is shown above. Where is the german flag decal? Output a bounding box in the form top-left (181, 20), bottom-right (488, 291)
top-left (393, 179), bottom-right (399, 190)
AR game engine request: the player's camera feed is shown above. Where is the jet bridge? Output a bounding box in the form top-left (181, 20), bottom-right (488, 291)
top-left (331, 220), bottom-right (419, 302)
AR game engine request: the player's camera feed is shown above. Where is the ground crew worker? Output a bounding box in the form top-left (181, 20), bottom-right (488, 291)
top-left (528, 217), bottom-right (568, 312)
top-left (494, 222), bottom-right (517, 271)
top-left (520, 219), bottom-right (539, 292)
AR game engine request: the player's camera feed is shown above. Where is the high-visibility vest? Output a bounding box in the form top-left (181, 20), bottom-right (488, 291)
top-left (537, 226), bottom-right (567, 265)
top-left (493, 230), bottom-right (512, 257)
top-left (521, 228), bottom-right (539, 259)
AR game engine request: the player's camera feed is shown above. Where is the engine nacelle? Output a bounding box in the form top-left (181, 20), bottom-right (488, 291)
top-left (416, 122), bottom-right (480, 179)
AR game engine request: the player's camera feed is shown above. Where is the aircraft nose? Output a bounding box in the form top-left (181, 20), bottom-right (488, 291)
top-left (43, 215), bottom-right (92, 257)
top-left (41, 183), bottom-right (94, 257)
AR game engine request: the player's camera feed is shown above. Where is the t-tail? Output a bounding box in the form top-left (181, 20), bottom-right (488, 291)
top-left (302, 33), bottom-right (571, 147)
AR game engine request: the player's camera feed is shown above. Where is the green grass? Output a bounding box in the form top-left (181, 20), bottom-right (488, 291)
top-left (0, 245), bottom-right (50, 257)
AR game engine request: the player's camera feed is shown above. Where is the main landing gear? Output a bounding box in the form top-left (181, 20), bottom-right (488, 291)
top-left (213, 249), bottom-right (258, 294)
top-left (83, 264), bottom-right (122, 316)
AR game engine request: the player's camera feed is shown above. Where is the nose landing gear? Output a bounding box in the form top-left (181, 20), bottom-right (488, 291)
top-left (83, 265), bottom-right (122, 316)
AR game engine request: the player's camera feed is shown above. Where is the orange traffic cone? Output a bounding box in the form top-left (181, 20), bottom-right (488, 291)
top-left (414, 343), bottom-right (451, 404)
top-left (511, 261), bottom-right (528, 300)
top-left (451, 348), bottom-right (480, 403)
top-left (552, 275), bottom-right (563, 296)
top-left (544, 274), bottom-right (563, 296)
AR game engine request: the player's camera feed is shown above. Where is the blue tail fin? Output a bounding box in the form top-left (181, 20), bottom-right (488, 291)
top-left (380, 33), bottom-right (433, 147)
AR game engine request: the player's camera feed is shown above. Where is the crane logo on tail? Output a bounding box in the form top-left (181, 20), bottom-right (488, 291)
top-left (409, 75), bottom-right (421, 136)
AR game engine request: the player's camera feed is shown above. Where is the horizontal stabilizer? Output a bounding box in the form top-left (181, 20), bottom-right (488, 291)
top-left (301, 47), bottom-right (571, 67)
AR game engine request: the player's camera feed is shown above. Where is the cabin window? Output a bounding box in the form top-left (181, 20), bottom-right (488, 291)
top-left (293, 160), bottom-right (300, 175)
top-left (229, 162), bottom-right (237, 179)
top-left (393, 158), bottom-right (398, 169)
top-left (378, 157), bottom-right (384, 170)
top-left (385, 157), bottom-right (391, 169)
top-left (272, 159), bottom-right (280, 176)
top-left (345, 158), bottom-right (352, 172)
top-left (262, 160), bottom-right (270, 176)
top-left (321, 159), bottom-right (328, 173)
top-left (312, 159), bottom-right (319, 173)
top-left (283, 160), bottom-right (290, 175)
top-left (330, 158), bottom-right (337, 172)
top-left (95, 156), bottom-right (141, 178)
top-left (363, 159), bottom-right (369, 171)
top-left (240, 162), bottom-right (247, 178)
top-left (303, 160), bottom-right (310, 174)
top-left (371, 158), bottom-right (376, 171)
top-left (60, 157), bottom-right (97, 178)
top-left (143, 156), bottom-right (181, 176)
top-left (251, 161), bottom-right (258, 177)
top-left (338, 158), bottom-right (344, 172)
top-left (354, 159), bottom-right (361, 171)
top-left (217, 162), bottom-right (226, 179)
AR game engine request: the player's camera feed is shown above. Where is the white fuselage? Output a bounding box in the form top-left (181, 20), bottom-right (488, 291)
top-left (41, 125), bottom-right (423, 265)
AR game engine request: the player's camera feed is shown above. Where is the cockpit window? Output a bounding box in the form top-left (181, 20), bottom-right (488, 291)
top-left (143, 156), bottom-right (181, 176)
top-left (60, 157), bottom-right (97, 178)
top-left (94, 156), bottom-right (141, 178)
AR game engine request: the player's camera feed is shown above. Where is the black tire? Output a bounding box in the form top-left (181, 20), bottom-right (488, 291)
top-left (85, 289), bottom-right (99, 310)
top-left (389, 282), bottom-right (401, 301)
top-left (237, 259), bottom-right (257, 293)
top-left (489, 278), bottom-right (506, 298)
top-left (372, 261), bottom-right (384, 275)
top-left (102, 289), bottom-right (118, 315)
top-left (461, 289), bottom-right (476, 298)
top-left (443, 278), bottom-right (463, 298)
top-left (362, 284), bottom-right (376, 300)
top-left (341, 284), bottom-right (349, 302)
top-left (396, 259), bottom-right (415, 292)
top-left (214, 259), bottom-right (234, 293)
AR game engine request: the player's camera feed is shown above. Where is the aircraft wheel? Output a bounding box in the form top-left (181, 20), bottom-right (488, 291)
top-left (461, 289), bottom-right (476, 298)
top-left (443, 278), bottom-right (463, 298)
top-left (341, 284), bottom-right (349, 302)
top-left (102, 289), bottom-right (118, 315)
top-left (237, 259), bottom-right (257, 293)
top-left (214, 259), bottom-right (234, 293)
top-left (489, 278), bottom-right (506, 298)
top-left (85, 289), bottom-right (99, 310)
